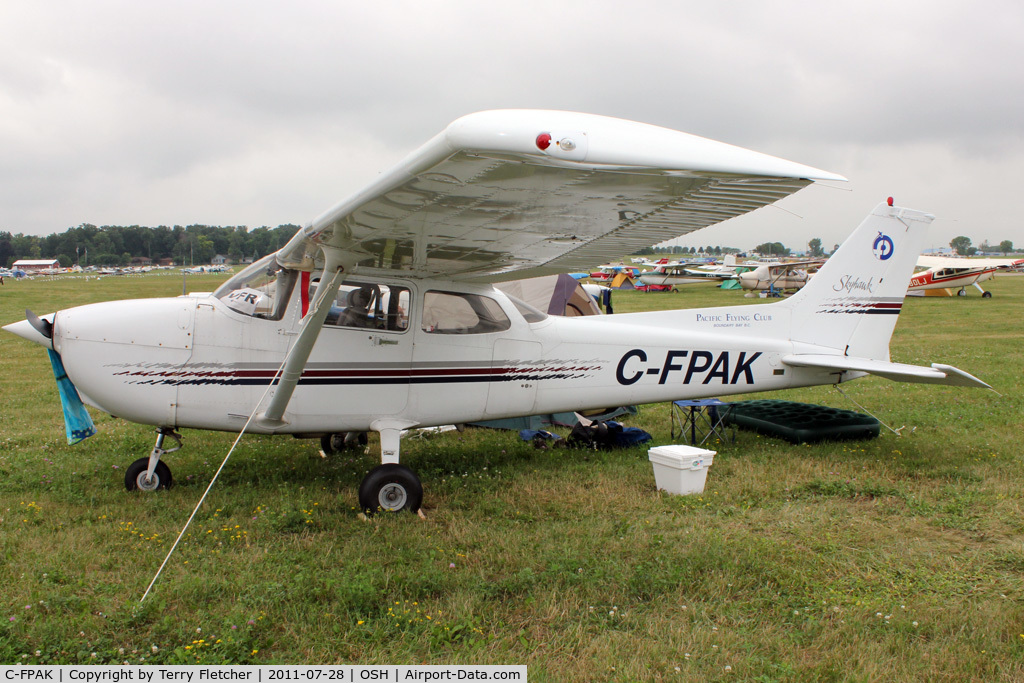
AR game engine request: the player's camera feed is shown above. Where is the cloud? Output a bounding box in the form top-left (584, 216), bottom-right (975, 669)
top-left (2, 0), bottom-right (1023, 246)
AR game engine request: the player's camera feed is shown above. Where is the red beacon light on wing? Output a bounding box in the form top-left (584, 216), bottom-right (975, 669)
top-left (887, 196), bottom-right (894, 206)
top-left (535, 132), bottom-right (552, 151)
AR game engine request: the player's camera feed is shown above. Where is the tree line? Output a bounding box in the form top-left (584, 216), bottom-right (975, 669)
top-left (635, 238), bottom-right (825, 259)
top-left (1, 223), bottom-right (301, 269)
top-left (951, 236), bottom-right (1015, 256)
top-left (636, 235), bottom-right (1017, 261)
top-left (4, 224), bottom-right (1015, 270)
top-left (635, 244), bottom-right (742, 256)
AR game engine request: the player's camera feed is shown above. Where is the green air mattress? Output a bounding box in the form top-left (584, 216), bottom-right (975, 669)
top-left (722, 400), bottom-right (880, 444)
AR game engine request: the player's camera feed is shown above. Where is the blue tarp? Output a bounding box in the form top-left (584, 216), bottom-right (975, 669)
top-left (46, 349), bottom-right (96, 445)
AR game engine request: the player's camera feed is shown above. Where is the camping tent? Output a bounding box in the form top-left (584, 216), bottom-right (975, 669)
top-left (608, 273), bottom-right (635, 290)
top-left (496, 273), bottom-right (602, 316)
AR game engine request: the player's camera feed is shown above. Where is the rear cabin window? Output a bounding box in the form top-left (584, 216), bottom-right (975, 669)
top-left (323, 282), bottom-right (410, 332)
top-left (421, 291), bottom-right (511, 334)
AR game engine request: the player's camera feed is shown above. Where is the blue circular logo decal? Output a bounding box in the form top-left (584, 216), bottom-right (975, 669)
top-left (873, 233), bottom-right (894, 261)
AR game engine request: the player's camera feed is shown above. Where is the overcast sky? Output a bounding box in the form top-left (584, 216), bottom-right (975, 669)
top-left (3, 1), bottom-right (1023, 252)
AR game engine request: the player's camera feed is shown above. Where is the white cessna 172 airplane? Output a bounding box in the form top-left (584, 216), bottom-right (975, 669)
top-left (4, 110), bottom-right (991, 515)
top-left (734, 259), bottom-right (825, 293)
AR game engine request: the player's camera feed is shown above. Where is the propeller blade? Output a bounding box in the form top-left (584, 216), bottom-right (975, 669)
top-left (25, 309), bottom-right (53, 339)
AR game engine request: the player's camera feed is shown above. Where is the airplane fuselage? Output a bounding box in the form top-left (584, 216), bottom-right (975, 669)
top-left (51, 278), bottom-right (840, 436)
top-left (908, 266), bottom-right (995, 291)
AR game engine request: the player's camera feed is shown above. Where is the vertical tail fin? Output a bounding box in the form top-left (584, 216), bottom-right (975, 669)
top-left (783, 201), bottom-right (933, 360)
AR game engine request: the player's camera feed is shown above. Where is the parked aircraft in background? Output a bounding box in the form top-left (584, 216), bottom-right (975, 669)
top-left (682, 258), bottom-right (742, 281)
top-left (734, 259), bottom-right (825, 293)
top-left (182, 265), bottom-right (230, 274)
top-left (908, 255), bottom-right (1024, 297)
top-left (589, 264), bottom-right (639, 281)
top-left (3, 110), bottom-right (989, 516)
top-left (637, 262), bottom-right (713, 287)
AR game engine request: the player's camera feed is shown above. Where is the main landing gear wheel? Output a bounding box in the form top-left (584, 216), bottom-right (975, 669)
top-left (125, 457), bottom-right (173, 491)
top-left (982, 291), bottom-right (993, 298)
top-left (321, 431), bottom-right (368, 455)
top-left (359, 464), bottom-right (422, 515)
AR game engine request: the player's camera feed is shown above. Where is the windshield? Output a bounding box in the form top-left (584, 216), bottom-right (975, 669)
top-left (214, 254), bottom-right (298, 321)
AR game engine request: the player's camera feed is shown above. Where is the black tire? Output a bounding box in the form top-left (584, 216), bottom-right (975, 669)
top-left (957, 288), bottom-right (967, 297)
top-left (982, 291), bottom-right (993, 298)
top-left (358, 464), bottom-right (422, 514)
top-left (321, 432), bottom-right (368, 455)
top-left (125, 457), bottom-right (173, 491)
top-left (321, 433), bottom-right (341, 454)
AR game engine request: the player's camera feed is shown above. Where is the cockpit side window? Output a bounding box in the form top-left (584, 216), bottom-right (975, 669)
top-left (214, 254), bottom-right (298, 321)
top-left (421, 291), bottom-right (511, 334)
top-left (322, 282), bottom-right (411, 332)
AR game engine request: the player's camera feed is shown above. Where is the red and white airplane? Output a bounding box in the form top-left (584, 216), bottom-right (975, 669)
top-left (908, 255), bottom-right (1024, 297)
top-left (3, 110), bottom-right (991, 515)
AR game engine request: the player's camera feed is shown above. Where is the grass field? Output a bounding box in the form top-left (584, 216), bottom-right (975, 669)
top-left (1, 272), bottom-right (1022, 681)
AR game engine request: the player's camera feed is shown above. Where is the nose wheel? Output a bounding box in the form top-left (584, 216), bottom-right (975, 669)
top-left (124, 427), bottom-right (180, 492)
top-left (125, 458), bottom-right (173, 491)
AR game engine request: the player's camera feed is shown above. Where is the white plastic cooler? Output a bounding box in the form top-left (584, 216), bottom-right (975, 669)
top-left (648, 445), bottom-right (716, 495)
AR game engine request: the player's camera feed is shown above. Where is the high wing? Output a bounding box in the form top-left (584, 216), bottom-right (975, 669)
top-left (916, 255), bottom-right (1024, 270)
top-left (764, 259), bottom-right (826, 273)
top-left (275, 110), bottom-right (844, 282)
top-left (259, 110), bottom-right (844, 426)
top-left (663, 261), bottom-right (713, 272)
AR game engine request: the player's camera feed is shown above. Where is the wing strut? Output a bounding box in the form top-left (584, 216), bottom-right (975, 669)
top-left (259, 252), bottom-right (351, 428)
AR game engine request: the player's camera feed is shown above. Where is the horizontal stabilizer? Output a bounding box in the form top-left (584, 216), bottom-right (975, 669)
top-left (782, 354), bottom-right (992, 389)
